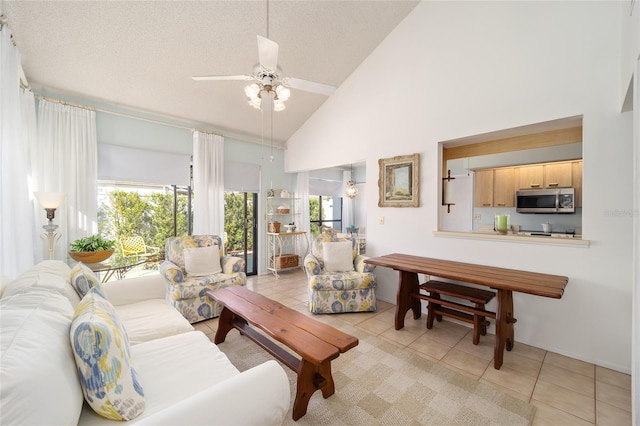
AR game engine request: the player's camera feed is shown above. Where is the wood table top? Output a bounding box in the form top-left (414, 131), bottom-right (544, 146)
top-left (364, 253), bottom-right (568, 298)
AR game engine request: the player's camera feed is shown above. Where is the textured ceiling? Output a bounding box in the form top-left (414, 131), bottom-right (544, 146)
top-left (2, 0), bottom-right (419, 144)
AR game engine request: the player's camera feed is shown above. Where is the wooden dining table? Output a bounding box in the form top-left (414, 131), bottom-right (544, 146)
top-left (364, 253), bottom-right (568, 369)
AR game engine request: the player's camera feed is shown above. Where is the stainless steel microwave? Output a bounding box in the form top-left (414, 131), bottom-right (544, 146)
top-left (516, 188), bottom-right (575, 214)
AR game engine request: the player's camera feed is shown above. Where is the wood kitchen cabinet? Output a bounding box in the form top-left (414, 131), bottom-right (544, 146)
top-left (493, 168), bottom-right (515, 207)
top-left (517, 165), bottom-right (544, 189)
top-left (517, 161), bottom-right (574, 189)
top-left (475, 160), bottom-right (580, 208)
top-left (544, 162), bottom-right (573, 188)
top-left (473, 167), bottom-right (515, 208)
top-left (473, 169), bottom-right (493, 207)
top-left (571, 160), bottom-right (582, 207)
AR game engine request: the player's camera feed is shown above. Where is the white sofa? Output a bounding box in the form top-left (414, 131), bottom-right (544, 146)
top-left (0, 261), bottom-right (290, 425)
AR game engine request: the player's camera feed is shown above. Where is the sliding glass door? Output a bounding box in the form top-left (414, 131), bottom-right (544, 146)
top-left (224, 192), bottom-right (258, 275)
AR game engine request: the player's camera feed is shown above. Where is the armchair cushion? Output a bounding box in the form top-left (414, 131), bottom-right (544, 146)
top-left (322, 241), bottom-right (354, 272)
top-left (184, 245), bottom-right (222, 276)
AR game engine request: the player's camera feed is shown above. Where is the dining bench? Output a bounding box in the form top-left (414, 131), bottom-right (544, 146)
top-left (419, 280), bottom-right (496, 345)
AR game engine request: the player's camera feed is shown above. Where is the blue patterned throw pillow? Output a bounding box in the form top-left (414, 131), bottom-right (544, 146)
top-left (70, 262), bottom-right (100, 297)
top-left (70, 287), bottom-right (145, 420)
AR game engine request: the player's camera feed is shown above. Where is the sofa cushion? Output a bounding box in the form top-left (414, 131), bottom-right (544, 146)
top-left (71, 287), bottom-right (145, 420)
top-left (77, 331), bottom-right (240, 425)
top-left (2, 260), bottom-right (81, 306)
top-left (115, 299), bottom-right (194, 345)
top-left (0, 290), bottom-right (83, 425)
top-left (70, 262), bottom-right (101, 297)
top-left (184, 245), bottom-right (222, 276)
top-left (322, 241), bottom-right (354, 272)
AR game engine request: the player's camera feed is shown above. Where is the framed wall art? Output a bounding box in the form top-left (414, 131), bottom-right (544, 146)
top-left (378, 153), bottom-right (420, 207)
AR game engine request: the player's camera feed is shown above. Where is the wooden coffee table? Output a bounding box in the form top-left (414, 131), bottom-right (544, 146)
top-left (207, 286), bottom-right (358, 420)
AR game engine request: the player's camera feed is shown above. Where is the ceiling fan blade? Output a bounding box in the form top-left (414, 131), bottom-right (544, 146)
top-left (257, 35), bottom-right (279, 72)
top-left (192, 75), bottom-right (253, 81)
top-left (282, 77), bottom-right (336, 96)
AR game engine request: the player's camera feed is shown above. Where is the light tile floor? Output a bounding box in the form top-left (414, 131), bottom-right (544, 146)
top-left (194, 269), bottom-right (632, 426)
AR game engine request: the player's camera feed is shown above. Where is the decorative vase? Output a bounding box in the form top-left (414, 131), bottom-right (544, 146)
top-left (68, 249), bottom-right (115, 263)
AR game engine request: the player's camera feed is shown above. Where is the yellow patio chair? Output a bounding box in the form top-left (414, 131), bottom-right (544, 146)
top-left (120, 235), bottom-right (160, 257)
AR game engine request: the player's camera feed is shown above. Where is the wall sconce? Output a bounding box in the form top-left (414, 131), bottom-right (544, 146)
top-left (442, 170), bottom-right (456, 213)
top-left (34, 192), bottom-right (65, 260)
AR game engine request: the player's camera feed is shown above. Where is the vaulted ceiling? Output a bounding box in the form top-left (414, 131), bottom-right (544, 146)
top-left (2, 0), bottom-right (419, 144)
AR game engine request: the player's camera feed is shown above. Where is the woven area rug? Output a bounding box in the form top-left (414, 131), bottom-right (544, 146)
top-left (218, 325), bottom-right (535, 425)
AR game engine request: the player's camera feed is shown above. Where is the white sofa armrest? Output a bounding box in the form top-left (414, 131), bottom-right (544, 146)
top-left (134, 360), bottom-right (290, 425)
top-left (102, 274), bottom-right (166, 306)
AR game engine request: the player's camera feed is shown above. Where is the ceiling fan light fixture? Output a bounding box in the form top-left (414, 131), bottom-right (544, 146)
top-left (275, 84), bottom-right (290, 101)
top-left (244, 83), bottom-right (261, 98)
top-left (246, 81), bottom-right (289, 111)
top-left (273, 99), bottom-right (286, 112)
top-left (248, 97), bottom-right (262, 110)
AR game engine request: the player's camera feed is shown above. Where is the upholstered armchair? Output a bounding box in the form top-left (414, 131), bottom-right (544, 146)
top-left (304, 233), bottom-right (377, 314)
top-left (160, 235), bottom-right (246, 323)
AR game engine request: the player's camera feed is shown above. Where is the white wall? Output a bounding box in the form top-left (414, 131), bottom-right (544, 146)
top-left (286, 1), bottom-right (634, 373)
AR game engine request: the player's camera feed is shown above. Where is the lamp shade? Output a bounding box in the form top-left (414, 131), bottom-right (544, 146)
top-left (34, 192), bottom-right (66, 209)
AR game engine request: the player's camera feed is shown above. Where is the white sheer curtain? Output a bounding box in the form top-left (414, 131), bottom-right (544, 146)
top-left (0, 27), bottom-right (36, 277)
top-left (33, 100), bottom-right (98, 261)
top-left (295, 172), bottom-right (310, 259)
top-left (342, 170), bottom-right (354, 232)
top-left (192, 131), bottom-right (224, 237)
top-left (295, 172), bottom-right (310, 234)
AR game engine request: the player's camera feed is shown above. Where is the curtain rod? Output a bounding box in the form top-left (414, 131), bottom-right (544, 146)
top-left (34, 94), bottom-right (283, 149)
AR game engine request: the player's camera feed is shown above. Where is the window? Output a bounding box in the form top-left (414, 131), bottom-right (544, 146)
top-left (309, 195), bottom-right (343, 234)
top-left (98, 182), bottom-right (191, 256)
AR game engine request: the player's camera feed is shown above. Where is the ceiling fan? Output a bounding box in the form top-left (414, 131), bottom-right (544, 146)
top-left (192, 35), bottom-right (336, 111)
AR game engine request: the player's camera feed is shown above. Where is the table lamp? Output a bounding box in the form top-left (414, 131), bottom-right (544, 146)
top-left (34, 192), bottom-right (66, 260)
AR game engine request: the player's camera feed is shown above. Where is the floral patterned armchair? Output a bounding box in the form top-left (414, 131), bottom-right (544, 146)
top-left (304, 233), bottom-right (377, 314)
top-left (160, 235), bottom-right (246, 323)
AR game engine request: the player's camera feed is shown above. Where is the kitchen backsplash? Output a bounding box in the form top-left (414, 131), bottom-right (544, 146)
top-left (473, 207), bottom-right (582, 235)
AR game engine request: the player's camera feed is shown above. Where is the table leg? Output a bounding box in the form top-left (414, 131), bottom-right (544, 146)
top-left (101, 270), bottom-right (115, 283)
top-left (213, 307), bottom-right (236, 344)
top-left (494, 289), bottom-right (515, 369)
top-left (395, 270), bottom-right (421, 330)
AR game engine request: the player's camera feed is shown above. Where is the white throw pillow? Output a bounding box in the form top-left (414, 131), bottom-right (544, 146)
top-left (184, 245), bottom-right (222, 276)
top-left (2, 260), bottom-right (81, 307)
top-left (322, 241), bottom-right (354, 272)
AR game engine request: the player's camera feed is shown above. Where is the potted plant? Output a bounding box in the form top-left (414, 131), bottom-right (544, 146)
top-left (69, 234), bottom-right (116, 263)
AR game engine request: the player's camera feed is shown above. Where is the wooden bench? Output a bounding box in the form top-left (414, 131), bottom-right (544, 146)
top-left (418, 280), bottom-right (497, 345)
top-left (207, 286), bottom-right (358, 421)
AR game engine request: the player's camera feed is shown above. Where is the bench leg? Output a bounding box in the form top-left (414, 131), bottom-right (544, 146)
top-left (426, 292), bottom-right (441, 329)
top-left (472, 303), bottom-right (487, 345)
top-left (293, 360), bottom-right (334, 420)
top-left (476, 303), bottom-right (488, 336)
